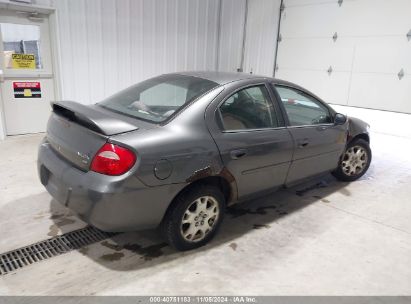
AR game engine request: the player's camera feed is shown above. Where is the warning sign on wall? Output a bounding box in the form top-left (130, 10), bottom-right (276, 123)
top-left (13, 82), bottom-right (42, 98)
top-left (11, 54), bottom-right (36, 69)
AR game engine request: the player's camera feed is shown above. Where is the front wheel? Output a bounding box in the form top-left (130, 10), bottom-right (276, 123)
top-left (160, 185), bottom-right (225, 251)
top-left (333, 138), bottom-right (372, 182)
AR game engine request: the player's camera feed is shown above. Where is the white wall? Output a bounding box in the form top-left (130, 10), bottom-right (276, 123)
top-left (55, 0), bottom-right (282, 103)
top-left (217, 0), bottom-right (282, 76)
top-left (54, 0), bottom-right (221, 105)
top-left (217, 0), bottom-right (247, 72)
top-left (276, 0), bottom-right (411, 114)
top-left (242, 0), bottom-right (281, 76)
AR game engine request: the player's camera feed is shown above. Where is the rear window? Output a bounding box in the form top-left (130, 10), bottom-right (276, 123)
top-left (98, 75), bottom-right (218, 123)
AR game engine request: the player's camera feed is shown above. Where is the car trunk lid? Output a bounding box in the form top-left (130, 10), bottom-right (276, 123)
top-left (46, 101), bottom-right (142, 171)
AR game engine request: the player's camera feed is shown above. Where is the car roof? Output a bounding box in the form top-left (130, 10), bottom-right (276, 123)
top-left (173, 71), bottom-right (331, 109)
top-left (175, 70), bottom-right (290, 86)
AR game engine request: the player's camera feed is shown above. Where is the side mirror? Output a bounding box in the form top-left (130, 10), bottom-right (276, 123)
top-left (334, 113), bottom-right (347, 125)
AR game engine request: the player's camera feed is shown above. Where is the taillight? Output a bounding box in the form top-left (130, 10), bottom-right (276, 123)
top-left (90, 143), bottom-right (136, 176)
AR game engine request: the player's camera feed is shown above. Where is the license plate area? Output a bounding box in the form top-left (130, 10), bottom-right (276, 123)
top-left (40, 165), bottom-right (50, 186)
top-left (42, 166), bottom-right (70, 205)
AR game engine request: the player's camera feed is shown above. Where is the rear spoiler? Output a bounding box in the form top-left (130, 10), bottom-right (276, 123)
top-left (51, 101), bottom-right (139, 136)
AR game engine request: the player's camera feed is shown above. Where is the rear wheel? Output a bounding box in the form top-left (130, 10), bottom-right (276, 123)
top-left (160, 185), bottom-right (225, 251)
top-left (333, 138), bottom-right (371, 182)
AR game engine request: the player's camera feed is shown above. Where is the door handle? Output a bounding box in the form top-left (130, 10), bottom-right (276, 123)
top-left (230, 149), bottom-right (247, 160)
top-left (297, 139), bottom-right (309, 148)
top-left (0, 70), bottom-right (4, 83)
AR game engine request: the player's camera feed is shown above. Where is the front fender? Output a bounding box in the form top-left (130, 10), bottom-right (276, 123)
top-left (348, 116), bottom-right (370, 143)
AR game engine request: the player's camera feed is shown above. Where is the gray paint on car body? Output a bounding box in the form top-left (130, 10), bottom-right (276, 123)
top-left (38, 71), bottom-right (370, 232)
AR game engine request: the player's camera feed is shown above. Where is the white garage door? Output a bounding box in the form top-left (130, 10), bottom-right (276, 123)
top-left (276, 0), bottom-right (411, 114)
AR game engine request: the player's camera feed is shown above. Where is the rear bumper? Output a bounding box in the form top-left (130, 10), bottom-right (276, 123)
top-left (37, 139), bottom-right (184, 232)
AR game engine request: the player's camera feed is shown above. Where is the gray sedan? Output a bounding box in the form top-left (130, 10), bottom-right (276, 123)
top-left (38, 71), bottom-right (371, 251)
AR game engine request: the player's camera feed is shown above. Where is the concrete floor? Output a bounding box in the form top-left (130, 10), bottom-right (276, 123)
top-left (0, 106), bottom-right (410, 295)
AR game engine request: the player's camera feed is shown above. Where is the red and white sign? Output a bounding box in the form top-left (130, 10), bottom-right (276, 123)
top-left (13, 82), bottom-right (41, 89)
top-left (13, 82), bottom-right (42, 98)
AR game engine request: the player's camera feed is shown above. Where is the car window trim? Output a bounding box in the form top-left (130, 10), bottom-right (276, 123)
top-left (286, 123), bottom-right (335, 129)
top-left (215, 82), bottom-right (286, 133)
top-left (264, 80), bottom-right (286, 127)
top-left (270, 83), bottom-right (335, 127)
top-left (221, 126), bottom-right (287, 134)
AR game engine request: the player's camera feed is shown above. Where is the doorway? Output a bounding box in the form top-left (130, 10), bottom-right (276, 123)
top-left (0, 9), bottom-right (55, 136)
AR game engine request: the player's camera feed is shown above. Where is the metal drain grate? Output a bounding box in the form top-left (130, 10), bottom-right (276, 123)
top-left (0, 226), bottom-right (116, 275)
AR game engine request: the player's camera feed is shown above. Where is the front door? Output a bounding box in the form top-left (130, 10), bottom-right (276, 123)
top-left (0, 9), bottom-right (55, 135)
top-left (208, 83), bottom-right (294, 199)
top-left (273, 84), bottom-right (347, 185)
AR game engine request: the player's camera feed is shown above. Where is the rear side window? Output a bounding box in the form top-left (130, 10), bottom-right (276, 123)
top-left (99, 75), bottom-right (218, 123)
top-left (274, 85), bottom-right (332, 126)
top-left (219, 85), bottom-right (279, 131)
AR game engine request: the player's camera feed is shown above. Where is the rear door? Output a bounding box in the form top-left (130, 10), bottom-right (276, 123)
top-left (271, 84), bottom-right (347, 185)
top-left (207, 81), bottom-right (294, 199)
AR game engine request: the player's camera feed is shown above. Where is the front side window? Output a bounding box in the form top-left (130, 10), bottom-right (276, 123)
top-left (99, 75), bottom-right (218, 123)
top-left (219, 85), bottom-right (279, 131)
top-left (274, 85), bottom-right (332, 126)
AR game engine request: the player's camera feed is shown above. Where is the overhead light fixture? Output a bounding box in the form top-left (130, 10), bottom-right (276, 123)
top-left (10, 0), bottom-right (33, 4)
top-left (27, 12), bottom-right (44, 22)
top-left (398, 69), bottom-right (405, 80)
top-left (15, 11), bottom-right (44, 22)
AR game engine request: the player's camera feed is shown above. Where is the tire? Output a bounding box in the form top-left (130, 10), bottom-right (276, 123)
top-left (160, 184), bottom-right (225, 251)
top-left (332, 138), bottom-right (372, 182)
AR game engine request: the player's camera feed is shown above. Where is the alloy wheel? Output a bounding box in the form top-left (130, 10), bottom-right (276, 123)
top-left (180, 196), bottom-right (220, 242)
top-left (341, 145), bottom-right (368, 176)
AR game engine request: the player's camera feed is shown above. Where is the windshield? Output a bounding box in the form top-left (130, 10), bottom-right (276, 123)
top-left (98, 74), bottom-right (218, 123)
